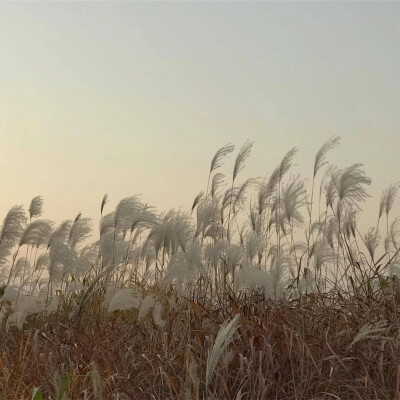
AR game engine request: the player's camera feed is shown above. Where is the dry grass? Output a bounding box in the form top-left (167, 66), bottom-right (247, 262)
top-left (1, 287), bottom-right (400, 399)
top-left (1, 139), bottom-right (400, 399)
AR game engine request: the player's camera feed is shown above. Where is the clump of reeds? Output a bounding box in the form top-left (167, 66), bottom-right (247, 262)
top-left (1, 138), bottom-right (400, 399)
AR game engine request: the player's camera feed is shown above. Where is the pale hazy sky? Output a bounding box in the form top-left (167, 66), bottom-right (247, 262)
top-left (1, 2), bottom-right (400, 230)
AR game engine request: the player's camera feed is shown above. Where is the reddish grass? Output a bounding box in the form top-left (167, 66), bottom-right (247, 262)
top-left (1, 290), bottom-right (400, 400)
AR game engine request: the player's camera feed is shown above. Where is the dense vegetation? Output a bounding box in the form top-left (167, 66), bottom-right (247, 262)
top-left (1, 138), bottom-right (400, 399)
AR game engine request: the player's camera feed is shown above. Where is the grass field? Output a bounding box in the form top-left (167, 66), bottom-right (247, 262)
top-left (1, 137), bottom-right (400, 399)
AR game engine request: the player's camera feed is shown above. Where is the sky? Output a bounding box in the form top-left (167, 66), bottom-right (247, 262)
top-left (1, 2), bottom-right (400, 234)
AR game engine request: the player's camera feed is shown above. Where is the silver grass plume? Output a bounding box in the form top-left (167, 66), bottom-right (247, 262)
top-left (204, 240), bottom-right (228, 266)
top-left (141, 244), bottom-right (157, 272)
top-left (221, 188), bottom-right (235, 223)
top-left (47, 220), bottom-right (72, 248)
top-left (127, 245), bottom-right (142, 265)
top-left (0, 206), bottom-right (27, 246)
top-left (350, 320), bottom-right (388, 347)
top-left (101, 194), bottom-right (108, 216)
top-left (49, 241), bottom-right (77, 282)
top-left (191, 191), bottom-right (204, 214)
top-left (384, 236), bottom-right (391, 253)
top-left (281, 177), bottom-right (307, 228)
top-left (1, 286), bottom-right (19, 304)
top-left (5, 311), bottom-right (26, 330)
top-left (13, 257), bottom-right (30, 281)
top-left (233, 140), bottom-right (253, 182)
top-left (108, 288), bottom-right (141, 312)
top-left (258, 148), bottom-right (297, 214)
top-left (245, 232), bottom-right (264, 263)
top-left (324, 167), bottom-right (340, 208)
top-left (211, 173), bottom-right (225, 198)
top-left (310, 220), bottom-right (324, 237)
top-left (6, 295), bottom-right (45, 330)
top-left (129, 205), bottom-right (156, 234)
top-left (28, 196), bottom-right (43, 220)
top-left (152, 302), bottom-right (166, 328)
top-left (205, 314), bottom-right (240, 391)
top-left (68, 216), bottom-right (92, 250)
top-left (0, 242), bottom-right (12, 270)
top-left (297, 272), bottom-right (317, 295)
top-left (277, 147), bottom-right (298, 181)
top-left (100, 231), bottom-right (128, 267)
top-left (115, 196), bottom-right (141, 232)
top-left (336, 164), bottom-right (371, 207)
top-left (36, 254), bottom-right (50, 272)
top-left (203, 221), bottom-right (225, 241)
top-left (389, 218), bottom-right (400, 251)
top-left (310, 240), bottom-right (334, 270)
top-left (163, 242), bottom-right (203, 283)
top-left (348, 242), bottom-right (359, 265)
top-left (364, 227), bottom-right (381, 260)
top-left (235, 264), bottom-right (269, 292)
top-left (257, 176), bottom-right (276, 216)
top-left (138, 294), bottom-right (158, 321)
top-left (14, 294), bottom-right (45, 315)
top-left (386, 183), bottom-right (399, 217)
top-left (19, 220), bottom-right (53, 247)
top-left (226, 244), bottom-right (244, 273)
top-left (232, 178), bottom-right (256, 215)
top-left (379, 189), bottom-right (387, 222)
top-left (249, 203), bottom-right (262, 233)
top-left (100, 212), bottom-right (115, 237)
top-left (313, 136), bottom-right (340, 178)
top-left (270, 252), bottom-right (291, 298)
top-left (135, 294), bottom-right (166, 327)
top-left (210, 144), bottom-right (235, 175)
top-left (379, 183), bottom-right (400, 221)
top-left (146, 210), bottom-right (191, 256)
top-left (268, 205), bottom-right (286, 235)
top-left (325, 218), bottom-right (338, 249)
top-left (343, 207), bottom-right (357, 239)
top-left (293, 241), bottom-right (307, 253)
top-left (75, 243), bottom-right (99, 278)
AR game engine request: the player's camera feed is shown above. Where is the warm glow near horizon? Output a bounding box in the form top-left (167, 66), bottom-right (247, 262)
top-left (1, 2), bottom-right (400, 232)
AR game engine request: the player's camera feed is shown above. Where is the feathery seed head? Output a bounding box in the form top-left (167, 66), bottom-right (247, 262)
top-left (233, 140), bottom-right (253, 182)
top-left (28, 196), bottom-right (44, 220)
top-left (210, 144), bottom-right (235, 174)
top-left (313, 136), bottom-right (340, 178)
